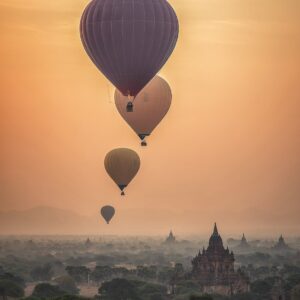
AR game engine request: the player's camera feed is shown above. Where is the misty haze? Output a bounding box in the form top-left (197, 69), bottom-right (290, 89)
top-left (1, 0), bottom-right (300, 299)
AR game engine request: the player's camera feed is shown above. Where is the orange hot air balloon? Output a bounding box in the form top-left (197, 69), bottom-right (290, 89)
top-left (101, 206), bottom-right (115, 224)
top-left (115, 76), bottom-right (172, 146)
top-left (104, 148), bottom-right (140, 196)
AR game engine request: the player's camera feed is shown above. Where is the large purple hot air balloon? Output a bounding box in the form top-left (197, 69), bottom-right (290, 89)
top-left (80, 0), bottom-right (179, 99)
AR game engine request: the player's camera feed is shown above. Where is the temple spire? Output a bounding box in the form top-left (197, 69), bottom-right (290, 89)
top-left (208, 222), bottom-right (223, 249)
top-left (213, 223), bottom-right (219, 236)
top-left (278, 235), bottom-right (284, 244)
top-left (165, 230), bottom-right (176, 244)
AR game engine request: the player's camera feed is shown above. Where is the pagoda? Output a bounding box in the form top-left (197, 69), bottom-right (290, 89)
top-left (191, 223), bottom-right (249, 295)
top-left (236, 233), bottom-right (251, 250)
top-left (273, 235), bottom-right (291, 251)
top-left (85, 237), bottom-right (92, 248)
top-left (165, 230), bottom-right (176, 244)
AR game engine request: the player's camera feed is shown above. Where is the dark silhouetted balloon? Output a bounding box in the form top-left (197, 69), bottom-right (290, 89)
top-left (104, 148), bottom-right (140, 195)
top-left (80, 0), bottom-right (179, 98)
top-left (115, 76), bottom-right (172, 146)
top-left (101, 205), bottom-right (115, 224)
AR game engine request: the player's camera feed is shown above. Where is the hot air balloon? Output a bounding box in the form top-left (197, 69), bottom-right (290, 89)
top-left (104, 148), bottom-right (140, 195)
top-left (80, 0), bottom-right (179, 108)
top-left (101, 205), bottom-right (115, 224)
top-left (115, 76), bottom-right (172, 146)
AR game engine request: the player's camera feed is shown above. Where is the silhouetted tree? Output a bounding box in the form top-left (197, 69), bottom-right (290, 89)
top-left (0, 272), bottom-right (25, 288)
top-left (92, 266), bottom-right (113, 282)
top-left (32, 283), bottom-right (65, 298)
top-left (292, 284), bottom-right (300, 300)
top-left (251, 278), bottom-right (274, 297)
top-left (190, 296), bottom-right (213, 300)
top-left (55, 296), bottom-right (89, 300)
top-left (65, 266), bottom-right (90, 283)
top-left (284, 273), bottom-right (300, 291)
top-left (0, 279), bottom-right (24, 300)
top-left (148, 293), bottom-right (164, 300)
top-left (230, 293), bottom-right (259, 300)
top-left (54, 275), bottom-right (79, 295)
top-left (30, 263), bottom-right (53, 281)
top-left (157, 267), bottom-right (174, 283)
top-left (99, 278), bottom-right (140, 300)
top-left (136, 265), bottom-right (157, 280)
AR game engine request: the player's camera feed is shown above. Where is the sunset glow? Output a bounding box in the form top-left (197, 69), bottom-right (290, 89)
top-left (1, 0), bottom-right (300, 235)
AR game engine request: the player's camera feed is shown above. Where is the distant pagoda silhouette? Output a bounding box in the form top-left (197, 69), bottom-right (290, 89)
top-left (236, 233), bottom-right (251, 250)
top-left (190, 223), bottom-right (249, 296)
top-left (85, 237), bottom-right (92, 248)
top-left (165, 230), bottom-right (176, 244)
top-left (273, 235), bottom-right (291, 251)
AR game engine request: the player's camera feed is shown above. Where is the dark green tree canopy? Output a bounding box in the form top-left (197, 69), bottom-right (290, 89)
top-left (32, 283), bottom-right (65, 298)
top-left (54, 275), bottom-right (79, 295)
top-left (0, 272), bottom-right (25, 288)
top-left (30, 264), bottom-right (54, 281)
top-left (0, 279), bottom-right (24, 298)
top-left (190, 295), bottom-right (213, 300)
top-left (99, 278), bottom-right (140, 300)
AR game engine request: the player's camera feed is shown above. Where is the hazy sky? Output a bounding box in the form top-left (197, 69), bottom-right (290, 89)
top-left (0, 0), bottom-right (299, 235)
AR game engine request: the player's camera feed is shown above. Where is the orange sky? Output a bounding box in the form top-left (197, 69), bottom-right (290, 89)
top-left (0, 0), bottom-right (300, 235)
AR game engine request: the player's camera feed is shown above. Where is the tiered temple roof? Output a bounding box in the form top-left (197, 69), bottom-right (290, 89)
top-left (191, 223), bottom-right (237, 286)
top-left (169, 223), bottom-right (249, 296)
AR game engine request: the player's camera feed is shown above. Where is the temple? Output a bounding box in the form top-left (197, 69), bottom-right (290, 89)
top-left (273, 235), bottom-right (291, 251)
top-left (85, 237), bottom-right (92, 248)
top-left (190, 223), bottom-right (249, 295)
top-left (236, 233), bottom-right (251, 251)
top-left (165, 230), bottom-right (176, 244)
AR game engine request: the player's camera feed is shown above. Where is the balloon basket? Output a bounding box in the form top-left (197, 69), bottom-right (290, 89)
top-left (126, 102), bottom-right (134, 112)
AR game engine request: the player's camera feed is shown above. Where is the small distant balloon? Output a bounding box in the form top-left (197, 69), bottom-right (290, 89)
top-left (115, 76), bottom-right (172, 146)
top-left (104, 148), bottom-right (140, 196)
top-left (101, 206), bottom-right (115, 224)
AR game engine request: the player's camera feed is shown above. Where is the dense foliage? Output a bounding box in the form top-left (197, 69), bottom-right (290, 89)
top-left (0, 236), bottom-right (299, 300)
